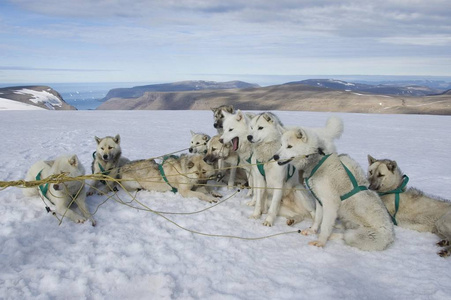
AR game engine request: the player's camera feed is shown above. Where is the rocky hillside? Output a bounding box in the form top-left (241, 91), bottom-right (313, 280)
top-left (288, 79), bottom-right (444, 96)
top-left (102, 80), bottom-right (260, 101)
top-left (0, 86), bottom-right (76, 110)
top-left (97, 82), bottom-right (451, 115)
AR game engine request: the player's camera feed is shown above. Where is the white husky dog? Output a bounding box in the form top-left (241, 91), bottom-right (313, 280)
top-left (219, 110), bottom-right (255, 198)
top-left (247, 112), bottom-right (318, 225)
top-left (368, 155), bottom-right (451, 257)
top-left (189, 131), bottom-right (210, 154)
top-left (275, 127), bottom-right (394, 251)
top-left (23, 155), bottom-right (96, 226)
top-left (88, 134), bottom-right (130, 196)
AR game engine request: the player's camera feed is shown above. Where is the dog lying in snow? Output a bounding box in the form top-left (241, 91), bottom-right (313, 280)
top-left (368, 155), bottom-right (451, 257)
top-left (119, 154), bottom-right (222, 203)
top-left (23, 155), bottom-right (96, 226)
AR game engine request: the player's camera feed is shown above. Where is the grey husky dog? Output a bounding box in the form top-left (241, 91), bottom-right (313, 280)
top-left (368, 155), bottom-right (451, 257)
top-left (87, 134), bottom-right (130, 196)
top-left (211, 105), bottom-right (234, 134)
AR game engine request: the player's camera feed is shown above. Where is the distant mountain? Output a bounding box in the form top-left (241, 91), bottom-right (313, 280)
top-left (0, 86), bottom-right (76, 110)
top-left (97, 82), bottom-right (451, 115)
top-left (288, 79), bottom-right (443, 96)
top-left (102, 80), bottom-right (260, 101)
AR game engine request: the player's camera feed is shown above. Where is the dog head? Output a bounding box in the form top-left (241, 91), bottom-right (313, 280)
top-left (211, 105), bottom-right (234, 133)
top-left (274, 127), bottom-right (323, 168)
top-left (50, 154), bottom-right (85, 195)
top-left (247, 112), bottom-right (284, 144)
top-left (367, 155), bottom-right (403, 192)
top-left (189, 131), bottom-right (210, 154)
top-left (204, 135), bottom-right (232, 164)
top-left (95, 134), bottom-right (122, 162)
top-left (185, 154), bottom-right (216, 182)
top-left (219, 109), bottom-right (252, 152)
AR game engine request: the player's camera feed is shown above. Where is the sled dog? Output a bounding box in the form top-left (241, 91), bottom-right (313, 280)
top-left (88, 134), bottom-right (130, 196)
top-left (212, 105), bottom-right (234, 134)
top-left (275, 127), bottom-right (394, 251)
top-left (247, 112), bottom-right (317, 225)
top-left (189, 131), bottom-right (210, 154)
top-left (368, 155), bottom-right (451, 257)
top-left (23, 155), bottom-right (96, 226)
top-left (203, 134), bottom-right (247, 189)
top-left (119, 154), bottom-right (222, 203)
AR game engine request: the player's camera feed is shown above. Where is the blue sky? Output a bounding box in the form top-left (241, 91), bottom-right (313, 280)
top-left (1, 0), bottom-right (451, 85)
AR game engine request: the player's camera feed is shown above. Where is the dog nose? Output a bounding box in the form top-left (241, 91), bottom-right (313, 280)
top-left (247, 135), bottom-right (253, 142)
top-left (189, 148), bottom-right (193, 153)
top-left (103, 154), bottom-right (108, 160)
top-left (219, 138), bottom-right (224, 144)
top-left (273, 155), bottom-right (280, 161)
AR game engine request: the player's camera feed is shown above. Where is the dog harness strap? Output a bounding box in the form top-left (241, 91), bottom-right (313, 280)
top-left (36, 170), bottom-right (55, 206)
top-left (93, 151), bottom-right (111, 185)
top-left (246, 154), bottom-right (252, 164)
top-left (304, 154), bottom-right (331, 207)
top-left (286, 164), bottom-right (296, 181)
top-left (256, 160), bottom-right (266, 179)
top-left (158, 156), bottom-right (178, 194)
top-left (377, 175), bottom-right (409, 226)
top-left (339, 163), bottom-right (368, 201)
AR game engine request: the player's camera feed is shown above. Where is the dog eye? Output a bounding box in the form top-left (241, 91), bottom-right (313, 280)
top-left (287, 145), bottom-right (293, 149)
top-left (100, 147), bottom-right (104, 150)
top-left (196, 142), bottom-right (200, 145)
top-left (212, 147), bottom-right (216, 151)
top-left (377, 173), bottom-right (384, 177)
top-left (108, 146), bottom-right (113, 150)
top-left (258, 126), bottom-right (263, 130)
top-left (229, 128), bottom-right (233, 132)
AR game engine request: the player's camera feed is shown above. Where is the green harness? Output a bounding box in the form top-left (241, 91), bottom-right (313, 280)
top-left (93, 151), bottom-right (111, 184)
top-left (158, 155), bottom-right (179, 194)
top-left (247, 154), bottom-right (296, 182)
top-left (304, 154), bottom-right (368, 206)
top-left (36, 170), bottom-right (53, 205)
top-left (377, 175), bottom-right (409, 226)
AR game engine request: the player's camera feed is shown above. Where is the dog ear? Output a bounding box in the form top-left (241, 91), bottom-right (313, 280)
top-left (235, 110), bottom-right (244, 122)
top-left (68, 155), bottom-right (79, 167)
top-left (190, 130), bottom-right (196, 137)
top-left (226, 105), bottom-right (234, 113)
top-left (387, 160), bottom-right (397, 172)
top-left (114, 134), bottom-right (121, 144)
top-left (262, 113), bottom-right (273, 123)
top-left (202, 135), bottom-right (210, 141)
top-left (367, 155), bottom-right (377, 165)
top-left (95, 136), bottom-right (101, 144)
top-left (295, 129), bottom-right (307, 142)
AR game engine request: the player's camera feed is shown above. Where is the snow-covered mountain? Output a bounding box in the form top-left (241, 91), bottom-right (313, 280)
top-left (0, 86), bottom-right (76, 110)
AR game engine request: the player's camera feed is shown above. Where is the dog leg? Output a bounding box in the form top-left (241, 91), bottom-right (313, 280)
top-left (313, 198), bottom-right (339, 247)
top-left (178, 188), bottom-right (218, 203)
top-left (438, 247), bottom-right (451, 257)
top-left (250, 170), bottom-right (265, 219)
top-left (437, 240), bottom-right (450, 247)
top-left (54, 200), bottom-right (87, 224)
top-left (74, 192), bottom-right (96, 226)
top-left (302, 200), bottom-right (323, 236)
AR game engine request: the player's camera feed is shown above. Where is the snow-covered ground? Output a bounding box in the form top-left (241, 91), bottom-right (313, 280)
top-left (1, 110), bottom-right (450, 299)
top-left (0, 98), bottom-right (45, 110)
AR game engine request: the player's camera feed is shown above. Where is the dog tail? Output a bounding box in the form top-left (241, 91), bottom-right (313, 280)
top-left (324, 116), bottom-right (344, 140)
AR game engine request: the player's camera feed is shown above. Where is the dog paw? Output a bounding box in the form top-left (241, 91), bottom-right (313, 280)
top-left (301, 228), bottom-right (316, 236)
top-left (211, 192), bottom-right (223, 198)
top-left (249, 213), bottom-right (261, 220)
top-left (86, 191), bottom-right (94, 196)
top-left (75, 217), bottom-right (87, 224)
top-left (286, 219), bottom-right (295, 226)
top-left (309, 240), bottom-right (325, 248)
top-left (246, 200), bottom-right (256, 206)
top-left (437, 240), bottom-right (450, 247)
top-left (438, 249), bottom-right (450, 257)
top-left (263, 216), bottom-right (274, 227)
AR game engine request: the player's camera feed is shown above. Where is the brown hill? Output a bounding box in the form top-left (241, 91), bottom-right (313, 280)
top-left (97, 83), bottom-right (451, 115)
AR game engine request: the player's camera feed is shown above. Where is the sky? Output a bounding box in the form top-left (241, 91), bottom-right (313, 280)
top-left (1, 0), bottom-right (451, 85)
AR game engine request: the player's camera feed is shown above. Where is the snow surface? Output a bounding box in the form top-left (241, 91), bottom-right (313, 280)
top-left (0, 110), bottom-right (450, 299)
top-left (13, 88), bottom-right (63, 109)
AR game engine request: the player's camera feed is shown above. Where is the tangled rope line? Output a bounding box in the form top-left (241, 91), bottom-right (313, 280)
top-left (0, 146), bottom-right (306, 240)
